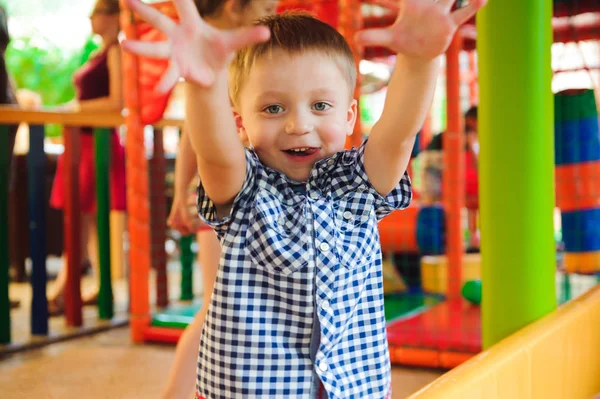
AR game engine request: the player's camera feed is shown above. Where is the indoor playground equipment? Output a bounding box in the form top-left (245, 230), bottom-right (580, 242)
top-left (0, 116), bottom-right (124, 346)
top-left (407, 0), bottom-right (600, 396)
top-left (121, 0), bottom-right (479, 348)
top-left (123, 0), bottom-right (435, 344)
top-left (377, 0), bottom-right (600, 370)
top-left (0, 0), bottom-right (183, 346)
top-left (121, 0), bottom-right (600, 376)
top-left (376, 18), bottom-right (483, 367)
top-left (555, 88), bottom-right (600, 274)
top-left (121, 0), bottom-right (185, 343)
top-left (0, 112), bottom-right (182, 349)
top-left (3, 1), bottom-right (600, 395)
top-left (117, 0), bottom-right (472, 368)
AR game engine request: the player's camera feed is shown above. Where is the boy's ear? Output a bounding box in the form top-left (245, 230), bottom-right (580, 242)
top-left (234, 111), bottom-right (249, 145)
top-left (346, 99), bottom-right (358, 136)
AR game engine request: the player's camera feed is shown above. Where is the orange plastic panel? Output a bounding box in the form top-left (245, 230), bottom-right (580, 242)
top-left (564, 250), bottom-right (600, 274)
top-left (378, 205), bottom-right (419, 253)
top-left (555, 161), bottom-right (600, 211)
top-left (131, 1), bottom-right (179, 124)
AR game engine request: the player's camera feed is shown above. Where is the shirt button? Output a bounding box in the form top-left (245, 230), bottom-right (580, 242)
top-left (327, 158), bottom-right (335, 166)
top-left (318, 361), bottom-right (328, 372)
top-left (321, 300), bottom-right (331, 311)
top-left (319, 242), bottom-right (330, 252)
top-left (310, 191), bottom-right (319, 200)
top-left (343, 211), bottom-right (353, 220)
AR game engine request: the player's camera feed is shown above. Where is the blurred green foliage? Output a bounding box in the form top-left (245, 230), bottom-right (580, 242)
top-left (5, 35), bottom-right (99, 137)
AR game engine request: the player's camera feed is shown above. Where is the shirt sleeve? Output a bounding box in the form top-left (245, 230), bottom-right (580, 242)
top-left (349, 139), bottom-right (413, 221)
top-left (196, 148), bottom-right (260, 236)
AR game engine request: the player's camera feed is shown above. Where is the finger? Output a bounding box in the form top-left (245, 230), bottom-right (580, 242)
top-left (125, 0), bottom-right (176, 34)
top-left (172, 0), bottom-right (201, 27)
top-left (169, 219), bottom-right (186, 234)
top-left (354, 28), bottom-right (392, 48)
top-left (183, 218), bottom-right (196, 234)
top-left (121, 40), bottom-right (171, 59)
top-left (156, 63), bottom-right (181, 93)
top-left (179, 222), bottom-right (193, 235)
top-left (451, 0), bottom-right (487, 25)
top-left (226, 26), bottom-right (271, 52)
top-left (169, 215), bottom-right (193, 235)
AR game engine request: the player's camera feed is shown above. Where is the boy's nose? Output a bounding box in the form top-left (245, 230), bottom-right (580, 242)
top-left (285, 114), bottom-right (313, 135)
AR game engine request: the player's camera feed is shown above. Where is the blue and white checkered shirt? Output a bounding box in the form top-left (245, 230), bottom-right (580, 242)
top-left (196, 140), bottom-right (412, 399)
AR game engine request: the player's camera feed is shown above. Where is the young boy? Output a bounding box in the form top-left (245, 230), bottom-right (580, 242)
top-left (123, 0), bottom-right (485, 397)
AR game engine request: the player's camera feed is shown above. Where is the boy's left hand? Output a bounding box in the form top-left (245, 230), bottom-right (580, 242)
top-left (355, 0), bottom-right (487, 60)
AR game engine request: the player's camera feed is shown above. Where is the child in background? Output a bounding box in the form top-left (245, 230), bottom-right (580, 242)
top-left (422, 106), bottom-right (480, 250)
top-left (123, 0), bottom-right (485, 397)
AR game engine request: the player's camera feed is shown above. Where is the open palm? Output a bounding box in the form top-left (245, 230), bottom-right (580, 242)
top-left (121, 0), bottom-right (270, 92)
top-left (356, 0), bottom-right (487, 59)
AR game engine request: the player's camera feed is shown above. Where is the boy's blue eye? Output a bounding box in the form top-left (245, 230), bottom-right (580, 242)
top-left (313, 102), bottom-right (330, 111)
top-left (265, 105), bottom-right (283, 114)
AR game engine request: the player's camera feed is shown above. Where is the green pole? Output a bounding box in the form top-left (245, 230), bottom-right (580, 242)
top-left (0, 125), bottom-right (11, 344)
top-left (180, 234), bottom-right (194, 301)
top-left (178, 126), bottom-right (194, 301)
top-left (95, 128), bottom-right (113, 319)
top-left (477, 0), bottom-right (556, 349)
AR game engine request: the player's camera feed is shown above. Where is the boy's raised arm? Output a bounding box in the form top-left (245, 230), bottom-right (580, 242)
top-left (121, 0), bottom-right (269, 206)
top-left (184, 73), bottom-right (245, 206)
top-left (356, 0), bottom-right (486, 196)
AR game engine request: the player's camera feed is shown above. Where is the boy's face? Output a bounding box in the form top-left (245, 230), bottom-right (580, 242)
top-left (236, 50), bottom-right (357, 182)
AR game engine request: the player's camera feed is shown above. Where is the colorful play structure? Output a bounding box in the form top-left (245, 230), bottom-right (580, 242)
top-left (1, 0), bottom-right (600, 397)
top-left (406, 0), bottom-right (600, 396)
top-left (125, 0), bottom-right (600, 380)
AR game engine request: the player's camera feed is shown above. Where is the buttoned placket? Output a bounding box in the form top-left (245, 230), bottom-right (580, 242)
top-left (306, 176), bottom-right (339, 391)
top-left (299, 154), bottom-right (352, 397)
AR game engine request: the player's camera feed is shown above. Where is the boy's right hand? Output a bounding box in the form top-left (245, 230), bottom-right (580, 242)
top-left (121, 0), bottom-right (270, 93)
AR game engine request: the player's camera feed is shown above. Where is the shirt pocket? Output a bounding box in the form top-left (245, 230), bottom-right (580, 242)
top-left (334, 189), bottom-right (378, 269)
top-left (245, 191), bottom-right (310, 276)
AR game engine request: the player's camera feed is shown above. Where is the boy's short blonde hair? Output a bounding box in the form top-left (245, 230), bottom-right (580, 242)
top-left (229, 12), bottom-right (357, 108)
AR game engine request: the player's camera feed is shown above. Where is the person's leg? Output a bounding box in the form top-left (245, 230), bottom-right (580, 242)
top-left (82, 212), bottom-right (100, 304)
top-left (467, 208), bottom-right (480, 250)
top-left (162, 229), bottom-right (220, 399)
top-left (48, 132), bottom-right (98, 313)
top-left (48, 212), bottom-right (91, 314)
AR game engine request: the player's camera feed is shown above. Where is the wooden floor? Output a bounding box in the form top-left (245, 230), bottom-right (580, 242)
top-left (2, 257), bottom-right (443, 398)
top-left (0, 326), bottom-right (442, 398)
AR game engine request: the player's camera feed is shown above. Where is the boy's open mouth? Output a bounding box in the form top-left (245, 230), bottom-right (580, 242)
top-left (283, 147), bottom-right (319, 157)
